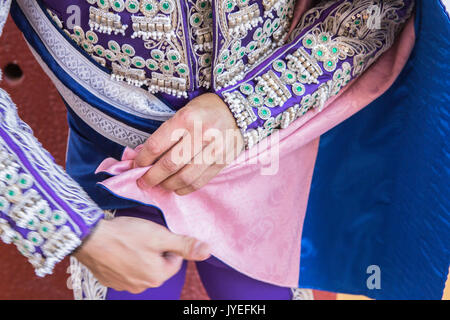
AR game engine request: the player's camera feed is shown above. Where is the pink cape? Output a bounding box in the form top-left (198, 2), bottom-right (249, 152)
top-left (96, 17), bottom-right (416, 287)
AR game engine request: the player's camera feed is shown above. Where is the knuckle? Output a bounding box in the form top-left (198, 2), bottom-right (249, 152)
top-left (160, 156), bottom-right (179, 172)
top-left (178, 172), bottom-right (193, 186)
top-left (179, 107), bottom-right (200, 126)
top-left (190, 180), bottom-right (205, 191)
top-left (144, 137), bottom-right (161, 155)
top-left (181, 235), bottom-right (197, 256)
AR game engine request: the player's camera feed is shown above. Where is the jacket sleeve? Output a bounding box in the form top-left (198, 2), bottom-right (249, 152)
top-left (0, 0), bottom-right (104, 277)
top-left (215, 0), bottom-right (415, 148)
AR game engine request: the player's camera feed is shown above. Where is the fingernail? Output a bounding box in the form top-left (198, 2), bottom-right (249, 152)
top-left (193, 241), bottom-right (211, 259)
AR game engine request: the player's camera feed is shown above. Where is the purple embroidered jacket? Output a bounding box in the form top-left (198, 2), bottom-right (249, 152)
top-left (0, 0), bottom-right (414, 277)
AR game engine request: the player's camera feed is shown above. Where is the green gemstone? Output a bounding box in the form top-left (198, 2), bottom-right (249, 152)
top-left (125, 49), bottom-right (131, 54)
top-left (32, 238), bottom-right (37, 243)
top-left (111, 45), bottom-right (116, 50)
top-left (129, 3), bottom-right (136, 9)
top-left (97, 50), bottom-right (103, 55)
top-left (327, 61), bottom-right (333, 67)
top-left (146, 4), bottom-right (153, 10)
top-left (306, 39), bottom-right (312, 45)
top-left (8, 190), bottom-right (14, 196)
top-left (355, 20), bottom-right (361, 25)
top-left (287, 74), bottom-right (293, 79)
top-left (20, 178), bottom-right (26, 184)
top-left (332, 47), bottom-right (338, 53)
top-left (201, 2), bottom-right (206, 8)
top-left (217, 68), bottom-right (223, 73)
top-left (42, 227), bottom-right (48, 232)
top-left (100, 0), bottom-right (105, 4)
top-left (162, 2), bottom-right (170, 10)
top-left (268, 98), bottom-right (274, 103)
top-left (5, 174), bottom-right (11, 180)
top-left (54, 214), bottom-right (61, 220)
top-left (205, 58), bottom-right (210, 63)
top-left (171, 55), bottom-right (177, 60)
top-left (39, 209), bottom-right (45, 214)
top-left (179, 68), bottom-right (185, 73)
top-left (149, 64), bottom-right (155, 69)
top-left (322, 36), bottom-right (328, 41)
top-left (164, 65), bottom-right (170, 70)
top-left (154, 54), bottom-right (160, 59)
top-left (296, 86), bottom-right (302, 91)
top-left (136, 62), bottom-right (142, 66)
top-left (254, 98), bottom-right (260, 103)
top-left (114, 2), bottom-right (120, 8)
top-left (261, 109), bottom-right (268, 115)
top-left (229, 60), bottom-right (235, 65)
top-left (317, 50), bottom-right (323, 56)
top-left (28, 220), bottom-right (34, 226)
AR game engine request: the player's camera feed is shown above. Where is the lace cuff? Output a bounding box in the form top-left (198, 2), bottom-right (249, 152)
top-left (0, 88), bottom-right (104, 277)
top-left (217, 0), bottom-right (414, 148)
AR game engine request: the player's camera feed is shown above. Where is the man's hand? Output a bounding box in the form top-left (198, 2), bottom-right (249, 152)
top-left (134, 93), bottom-right (244, 196)
top-left (73, 217), bottom-right (211, 294)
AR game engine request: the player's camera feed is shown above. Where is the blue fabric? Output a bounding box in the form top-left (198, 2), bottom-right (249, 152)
top-left (300, 0), bottom-right (450, 299)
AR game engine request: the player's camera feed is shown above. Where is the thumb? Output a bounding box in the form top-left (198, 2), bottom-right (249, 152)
top-left (162, 232), bottom-right (211, 261)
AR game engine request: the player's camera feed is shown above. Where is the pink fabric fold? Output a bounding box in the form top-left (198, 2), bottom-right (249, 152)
top-left (97, 17), bottom-right (416, 287)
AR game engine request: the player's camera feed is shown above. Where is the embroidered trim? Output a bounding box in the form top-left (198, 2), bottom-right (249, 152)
top-left (79, 0), bottom-right (192, 97)
top-left (186, 0), bottom-right (213, 89)
top-left (221, 0), bottom-right (413, 148)
top-left (17, 0), bottom-right (175, 119)
top-left (30, 46), bottom-right (151, 148)
top-left (0, 88), bottom-right (106, 276)
top-left (213, 0), bottom-right (295, 89)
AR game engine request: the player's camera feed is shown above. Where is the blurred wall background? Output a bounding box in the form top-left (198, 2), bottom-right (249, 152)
top-left (0, 15), bottom-right (447, 300)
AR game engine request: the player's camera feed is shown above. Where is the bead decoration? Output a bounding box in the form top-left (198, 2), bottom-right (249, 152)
top-left (0, 146), bottom-right (81, 277)
top-left (88, 6), bottom-right (128, 35)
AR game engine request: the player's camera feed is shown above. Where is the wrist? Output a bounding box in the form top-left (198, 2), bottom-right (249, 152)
top-left (72, 219), bottom-right (108, 262)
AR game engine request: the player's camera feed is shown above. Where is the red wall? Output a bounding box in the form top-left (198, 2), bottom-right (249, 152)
top-left (0, 16), bottom-right (334, 300)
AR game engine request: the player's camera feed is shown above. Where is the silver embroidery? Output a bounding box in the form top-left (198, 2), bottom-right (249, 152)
top-left (17, 0), bottom-right (175, 120)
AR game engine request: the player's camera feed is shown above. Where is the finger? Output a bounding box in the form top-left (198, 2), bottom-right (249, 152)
top-left (175, 164), bottom-right (225, 196)
top-left (160, 232), bottom-right (211, 261)
top-left (138, 130), bottom-right (207, 188)
top-left (285, 0), bottom-right (315, 40)
top-left (134, 118), bottom-right (184, 168)
top-left (159, 141), bottom-right (221, 191)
